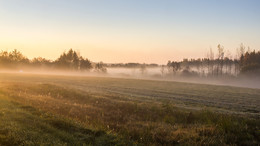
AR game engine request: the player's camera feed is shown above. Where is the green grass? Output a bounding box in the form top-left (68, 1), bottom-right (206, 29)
top-left (0, 92), bottom-right (130, 145)
top-left (0, 73), bottom-right (259, 145)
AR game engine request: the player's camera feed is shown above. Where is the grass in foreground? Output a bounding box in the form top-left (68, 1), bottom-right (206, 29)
top-left (0, 74), bottom-right (259, 145)
top-left (0, 92), bottom-right (130, 145)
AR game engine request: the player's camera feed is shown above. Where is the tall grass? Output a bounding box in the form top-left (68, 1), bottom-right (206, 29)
top-left (1, 81), bottom-right (259, 145)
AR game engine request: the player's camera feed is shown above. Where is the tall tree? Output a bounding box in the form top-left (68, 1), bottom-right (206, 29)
top-left (217, 44), bottom-right (224, 76)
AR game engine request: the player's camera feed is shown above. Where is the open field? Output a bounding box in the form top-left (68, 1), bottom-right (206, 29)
top-left (0, 73), bottom-right (259, 145)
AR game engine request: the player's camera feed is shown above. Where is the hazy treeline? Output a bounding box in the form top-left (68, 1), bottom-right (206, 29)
top-left (1, 44), bottom-right (260, 78)
top-left (0, 49), bottom-right (107, 72)
top-left (240, 50), bottom-right (260, 73)
top-left (166, 44), bottom-right (260, 77)
top-left (105, 63), bottom-right (159, 68)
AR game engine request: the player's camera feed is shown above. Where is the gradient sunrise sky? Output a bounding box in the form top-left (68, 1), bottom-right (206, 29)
top-left (0, 0), bottom-right (259, 64)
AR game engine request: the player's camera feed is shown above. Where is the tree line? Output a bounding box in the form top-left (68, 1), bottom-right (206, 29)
top-left (106, 63), bottom-right (159, 68)
top-left (1, 44), bottom-right (259, 77)
top-left (240, 50), bottom-right (260, 73)
top-left (0, 49), bottom-right (106, 72)
top-left (166, 44), bottom-right (260, 77)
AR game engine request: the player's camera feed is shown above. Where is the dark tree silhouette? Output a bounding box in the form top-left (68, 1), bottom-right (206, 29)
top-left (95, 62), bottom-right (107, 73)
top-left (240, 50), bottom-right (260, 73)
top-left (55, 49), bottom-right (92, 70)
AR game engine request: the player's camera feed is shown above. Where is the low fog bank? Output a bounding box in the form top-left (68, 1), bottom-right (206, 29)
top-left (107, 67), bottom-right (260, 89)
top-left (1, 47), bottom-right (260, 89)
top-left (0, 67), bottom-right (260, 89)
top-left (163, 75), bottom-right (260, 89)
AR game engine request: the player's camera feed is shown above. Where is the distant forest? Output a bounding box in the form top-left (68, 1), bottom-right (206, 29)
top-left (0, 49), bottom-right (106, 73)
top-left (0, 43), bottom-right (260, 77)
top-left (166, 44), bottom-right (260, 77)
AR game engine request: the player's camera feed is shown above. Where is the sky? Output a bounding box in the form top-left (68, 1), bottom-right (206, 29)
top-left (0, 0), bottom-right (259, 64)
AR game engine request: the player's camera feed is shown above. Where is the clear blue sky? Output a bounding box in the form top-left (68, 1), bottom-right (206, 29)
top-left (0, 0), bottom-right (259, 63)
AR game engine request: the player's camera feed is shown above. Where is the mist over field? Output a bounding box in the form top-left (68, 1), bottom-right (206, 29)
top-left (1, 66), bottom-right (260, 89)
top-left (1, 0), bottom-right (260, 145)
top-left (0, 72), bottom-right (259, 145)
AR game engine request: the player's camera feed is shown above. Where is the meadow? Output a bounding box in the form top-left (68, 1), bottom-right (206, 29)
top-left (0, 73), bottom-right (259, 145)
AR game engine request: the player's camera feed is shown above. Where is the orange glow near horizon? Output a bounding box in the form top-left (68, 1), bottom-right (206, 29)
top-left (0, 0), bottom-right (259, 64)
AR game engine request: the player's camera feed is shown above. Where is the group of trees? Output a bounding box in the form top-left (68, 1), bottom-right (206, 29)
top-left (106, 63), bottom-right (159, 68)
top-left (166, 44), bottom-right (260, 77)
top-left (240, 51), bottom-right (260, 73)
top-left (0, 49), bottom-right (29, 68)
top-left (1, 44), bottom-right (259, 76)
top-left (55, 49), bottom-right (92, 71)
top-left (0, 49), bottom-right (106, 72)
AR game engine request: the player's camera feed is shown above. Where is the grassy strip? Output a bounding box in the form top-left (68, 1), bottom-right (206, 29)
top-left (0, 93), bottom-right (131, 145)
top-left (0, 82), bottom-right (259, 145)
